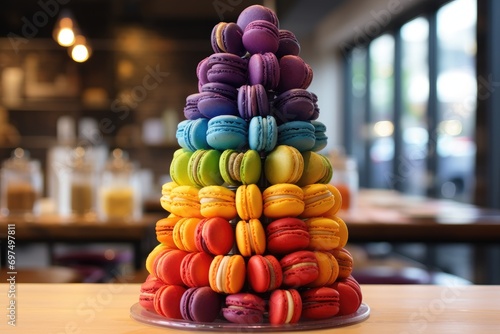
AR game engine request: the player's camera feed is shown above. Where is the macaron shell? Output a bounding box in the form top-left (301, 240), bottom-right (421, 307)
top-left (300, 286), bottom-right (340, 320)
top-left (195, 217), bottom-right (234, 255)
top-left (276, 29), bottom-right (300, 58)
top-left (306, 251), bottom-right (339, 287)
top-left (280, 250), bottom-right (319, 288)
top-left (247, 254), bottom-right (283, 293)
top-left (209, 255), bottom-right (246, 294)
top-left (235, 219), bottom-right (266, 256)
top-left (240, 150), bottom-right (262, 184)
top-left (235, 184), bottom-right (263, 220)
top-left (268, 289), bottom-right (302, 325)
top-left (265, 217), bottom-right (310, 255)
top-left (222, 293), bottom-right (266, 324)
top-left (169, 185), bottom-right (202, 218)
top-left (155, 216), bottom-right (180, 248)
top-left (305, 217), bottom-right (340, 251)
top-left (173, 217), bottom-right (201, 252)
top-left (180, 286), bottom-right (222, 322)
top-left (237, 4), bottom-right (279, 31)
top-left (329, 248), bottom-right (353, 279)
top-left (277, 55), bottom-right (313, 92)
top-left (262, 183), bottom-right (305, 218)
top-left (324, 184), bottom-right (343, 216)
top-left (188, 149), bottom-right (224, 187)
top-left (242, 19), bottom-right (279, 54)
top-left (154, 249), bottom-right (189, 285)
top-left (248, 115), bottom-right (278, 153)
top-left (206, 115), bottom-right (249, 151)
top-left (277, 121), bottom-right (316, 152)
top-left (265, 145), bottom-right (304, 184)
top-left (170, 149), bottom-right (194, 186)
top-left (198, 185), bottom-right (237, 220)
top-left (154, 284), bottom-right (186, 319)
top-left (300, 183), bottom-right (335, 218)
top-left (331, 277), bottom-right (362, 316)
top-left (180, 251), bottom-right (214, 288)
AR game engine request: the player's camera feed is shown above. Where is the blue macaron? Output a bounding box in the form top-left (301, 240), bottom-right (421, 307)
top-left (176, 118), bottom-right (210, 151)
top-left (248, 115), bottom-right (277, 152)
top-left (310, 120), bottom-right (328, 151)
top-left (277, 120), bottom-right (316, 152)
top-left (206, 115), bottom-right (249, 150)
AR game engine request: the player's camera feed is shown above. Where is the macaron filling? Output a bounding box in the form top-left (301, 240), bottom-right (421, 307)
top-left (264, 257), bottom-right (277, 289)
top-left (216, 256), bottom-right (230, 292)
top-left (303, 191), bottom-right (333, 205)
top-left (282, 261), bottom-right (318, 272)
top-left (284, 290), bottom-right (294, 323)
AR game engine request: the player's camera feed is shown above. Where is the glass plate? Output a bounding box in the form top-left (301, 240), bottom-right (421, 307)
top-left (130, 303), bottom-right (370, 332)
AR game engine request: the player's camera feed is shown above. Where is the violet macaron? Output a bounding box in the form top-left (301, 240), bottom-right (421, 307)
top-left (238, 84), bottom-right (270, 120)
top-left (276, 29), bottom-right (301, 58)
top-left (222, 293), bottom-right (266, 324)
top-left (180, 286), bottom-right (222, 322)
top-left (197, 91), bottom-right (238, 119)
top-left (183, 92), bottom-right (205, 120)
top-left (207, 53), bottom-right (248, 87)
top-left (273, 89), bottom-right (315, 123)
top-left (196, 57), bottom-right (210, 88)
top-left (237, 4), bottom-right (279, 31)
top-left (248, 52), bottom-right (280, 91)
top-left (242, 19), bottom-right (279, 55)
top-left (211, 22), bottom-right (246, 56)
top-left (276, 55), bottom-right (313, 93)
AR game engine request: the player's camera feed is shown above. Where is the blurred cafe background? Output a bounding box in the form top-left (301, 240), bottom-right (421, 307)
top-left (1, 0), bottom-right (499, 284)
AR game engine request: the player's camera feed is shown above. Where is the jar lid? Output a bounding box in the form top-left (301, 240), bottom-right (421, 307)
top-left (2, 148), bottom-right (40, 172)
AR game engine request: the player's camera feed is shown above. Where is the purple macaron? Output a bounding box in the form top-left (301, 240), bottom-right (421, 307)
top-left (197, 57), bottom-right (210, 87)
top-left (202, 82), bottom-right (238, 100)
top-left (272, 89), bottom-right (315, 123)
top-left (207, 53), bottom-right (248, 87)
top-left (236, 4), bottom-right (279, 31)
top-left (184, 93), bottom-right (206, 120)
top-left (180, 287), bottom-right (222, 322)
top-left (197, 91), bottom-right (238, 119)
top-left (276, 55), bottom-right (313, 93)
top-left (276, 29), bottom-right (301, 58)
top-left (222, 293), bottom-right (266, 324)
top-left (248, 52), bottom-right (280, 91)
top-left (242, 19), bottom-right (279, 55)
top-left (237, 84), bottom-right (270, 120)
top-left (211, 22), bottom-right (246, 57)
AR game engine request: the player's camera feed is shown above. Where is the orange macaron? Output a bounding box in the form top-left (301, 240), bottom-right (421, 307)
top-left (173, 217), bottom-right (202, 252)
top-left (155, 215), bottom-right (181, 248)
top-left (235, 184), bottom-right (263, 220)
top-left (209, 255), bottom-right (246, 294)
top-left (235, 219), bottom-right (266, 256)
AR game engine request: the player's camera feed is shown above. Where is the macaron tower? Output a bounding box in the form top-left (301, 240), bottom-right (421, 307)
top-left (139, 4), bottom-right (363, 326)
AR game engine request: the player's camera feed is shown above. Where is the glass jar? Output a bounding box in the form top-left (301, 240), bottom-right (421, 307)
top-left (330, 151), bottom-right (358, 212)
top-left (97, 149), bottom-right (141, 221)
top-left (1, 148), bottom-right (43, 216)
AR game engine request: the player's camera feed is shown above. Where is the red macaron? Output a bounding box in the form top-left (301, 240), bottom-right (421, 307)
top-left (247, 254), bottom-right (283, 293)
top-left (266, 217), bottom-right (310, 255)
top-left (268, 289), bottom-right (302, 325)
top-left (153, 284), bottom-right (186, 319)
top-left (180, 251), bottom-right (213, 288)
top-left (280, 250), bottom-right (319, 288)
top-left (300, 287), bottom-right (340, 320)
top-left (139, 275), bottom-right (165, 312)
top-left (330, 276), bottom-right (363, 316)
top-left (195, 217), bottom-right (234, 256)
top-left (222, 293), bottom-right (266, 324)
top-left (153, 249), bottom-right (189, 286)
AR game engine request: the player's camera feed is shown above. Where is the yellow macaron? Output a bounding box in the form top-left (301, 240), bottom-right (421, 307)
top-left (198, 185), bottom-right (237, 220)
top-left (235, 219), bottom-right (266, 257)
top-left (160, 181), bottom-right (178, 212)
top-left (300, 183), bottom-right (335, 218)
top-left (169, 185), bottom-right (203, 218)
top-left (306, 251), bottom-right (339, 287)
top-left (262, 183), bottom-right (305, 218)
top-left (235, 184), bottom-right (263, 220)
top-left (305, 217), bottom-right (340, 251)
top-left (264, 145), bottom-right (304, 184)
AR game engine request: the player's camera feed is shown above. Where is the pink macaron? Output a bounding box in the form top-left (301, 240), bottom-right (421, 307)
top-left (222, 293), bottom-right (266, 324)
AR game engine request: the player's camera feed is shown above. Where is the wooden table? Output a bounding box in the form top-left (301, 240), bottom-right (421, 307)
top-left (4, 284), bottom-right (499, 333)
top-left (0, 214), bottom-right (163, 270)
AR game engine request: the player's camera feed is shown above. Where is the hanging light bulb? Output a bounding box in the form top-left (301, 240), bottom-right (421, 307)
top-left (69, 35), bottom-right (92, 63)
top-left (53, 10), bottom-right (77, 47)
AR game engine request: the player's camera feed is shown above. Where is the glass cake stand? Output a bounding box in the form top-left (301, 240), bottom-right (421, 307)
top-left (130, 303), bottom-right (370, 331)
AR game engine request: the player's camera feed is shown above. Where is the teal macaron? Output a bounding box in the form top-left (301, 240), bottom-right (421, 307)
top-left (206, 115), bottom-right (249, 150)
top-left (310, 120), bottom-right (328, 152)
top-left (248, 115), bottom-right (278, 152)
top-left (277, 121), bottom-right (315, 152)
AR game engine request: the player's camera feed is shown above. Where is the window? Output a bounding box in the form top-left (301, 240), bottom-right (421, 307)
top-left (344, 0), bottom-right (478, 203)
